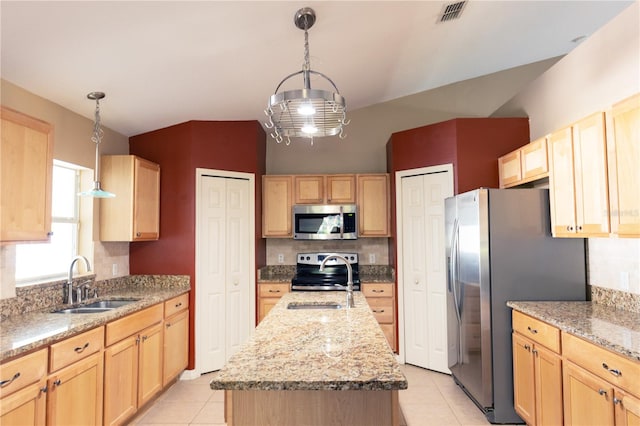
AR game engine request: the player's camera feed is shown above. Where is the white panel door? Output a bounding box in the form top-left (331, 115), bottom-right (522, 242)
top-left (196, 174), bottom-right (252, 373)
top-left (224, 178), bottom-right (251, 359)
top-left (401, 170), bottom-right (452, 373)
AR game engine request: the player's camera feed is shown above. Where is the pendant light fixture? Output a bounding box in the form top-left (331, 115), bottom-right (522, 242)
top-left (79, 91), bottom-right (115, 198)
top-left (264, 7), bottom-right (349, 145)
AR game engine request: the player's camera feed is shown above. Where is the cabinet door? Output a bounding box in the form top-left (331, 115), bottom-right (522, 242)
top-left (163, 309), bottom-right (189, 386)
top-left (262, 175), bottom-right (293, 237)
top-left (522, 137), bottom-right (549, 182)
top-left (0, 380), bottom-right (46, 426)
top-left (498, 150), bottom-right (522, 188)
top-left (563, 361), bottom-right (615, 426)
top-left (572, 112), bottom-right (610, 236)
top-left (133, 157), bottom-right (160, 240)
top-left (0, 107), bottom-right (53, 242)
top-left (549, 127), bottom-right (577, 237)
top-left (534, 344), bottom-right (563, 426)
top-left (294, 175), bottom-right (324, 204)
top-left (615, 389), bottom-right (640, 426)
top-left (512, 333), bottom-right (536, 425)
top-left (607, 94), bottom-right (640, 237)
top-left (357, 174), bottom-right (390, 237)
top-left (138, 323), bottom-right (163, 407)
top-left (47, 352), bottom-right (104, 426)
top-left (326, 175), bottom-right (356, 203)
top-left (104, 335), bottom-right (139, 426)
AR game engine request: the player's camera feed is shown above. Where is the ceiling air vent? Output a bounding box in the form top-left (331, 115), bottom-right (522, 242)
top-left (438, 1), bottom-right (467, 23)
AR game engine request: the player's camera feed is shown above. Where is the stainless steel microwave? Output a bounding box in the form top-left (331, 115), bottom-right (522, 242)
top-left (293, 204), bottom-right (358, 240)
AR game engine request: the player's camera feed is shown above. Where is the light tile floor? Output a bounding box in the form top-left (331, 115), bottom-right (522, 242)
top-left (130, 364), bottom-right (519, 425)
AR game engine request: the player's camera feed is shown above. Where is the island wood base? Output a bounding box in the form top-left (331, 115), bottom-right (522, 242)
top-left (225, 389), bottom-right (401, 426)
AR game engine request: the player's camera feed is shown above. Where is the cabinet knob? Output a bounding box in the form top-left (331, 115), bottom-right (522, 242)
top-left (40, 386), bottom-right (48, 394)
top-left (577, 225), bottom-right (583, 231)
top-left (268, 289), bottom-right (281, 293)
top-left (598, 389), bottom-right (607, 396)
top-left (372, 289), bottom-right (384, 293)
top-left (47, 231), bottom-right (54, 237)
top-left (136, 232), bottom-right (141, 237)
top-left (527, 326), bottom-right (538, 334)
top-left (373, 309), bottom-right (385, 313)
top-left (166, 322), bottom-right (172, 328)
top-left (524, 344), bottom-right (531, 351)
top-left (532, 348), bottom-right (538, 355)
top-left (566, 225), bottom-right (574, 231)
top-left (613, 397), bottom-right (622, 405)
top-left (53, 379), bottom-right (61, 387)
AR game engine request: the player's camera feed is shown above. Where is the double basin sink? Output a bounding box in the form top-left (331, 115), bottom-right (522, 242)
top-left (54, 299), bottom-right (140, 314)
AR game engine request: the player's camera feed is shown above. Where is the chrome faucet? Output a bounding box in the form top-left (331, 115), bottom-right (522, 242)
top-left (319, 254), bottom-right (355, 308)
top-left (66, 256), bottom-right (91, 304)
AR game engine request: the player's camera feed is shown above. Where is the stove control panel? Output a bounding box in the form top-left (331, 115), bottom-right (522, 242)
top-left (296, 252), bottom-right (358, 265)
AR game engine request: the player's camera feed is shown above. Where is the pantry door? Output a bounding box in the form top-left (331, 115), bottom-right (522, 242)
top-left (195, 169), bottom-right (255, 374)
top-left (398, 165), bottom-right (452, 373)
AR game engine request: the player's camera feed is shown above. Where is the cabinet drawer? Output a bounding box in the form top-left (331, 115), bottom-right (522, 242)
top-left (563, 332), bottom-right (640, 396)
top-left (49, 327), bottom-right (104, 372)
top-left (512, 311), bottom-right (560, 353)
top-left (259, 283), bottom-right (290, 298)
top-left (361, 282), bottom-right (394, 298)
top-left (164, 293), bottom-right (189, 318)
top-left (367, 298), bottom-right (394, 324)
top-left (0, 348), bottom-right (47, 398)
top-left (106, 304), bottom-right (163, 346)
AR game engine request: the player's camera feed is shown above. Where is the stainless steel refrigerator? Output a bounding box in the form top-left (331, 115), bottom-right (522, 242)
top-left (445, 188), bottom-right (586, 424)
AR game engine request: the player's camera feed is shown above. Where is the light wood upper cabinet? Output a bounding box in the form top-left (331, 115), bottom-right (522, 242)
top-left (498, 138), bottom-right (548, 188)
top-left (294, 174), bottom-right (356, 204)
top-left (549, 113), bottom-right (610, 237)
top-left (0, 107), bottom-right (53, 242)
top-left (262, 175), bottom-right (293, 237)
top-left (100, 155), bottom-right (160, 241)
top-left (294, 175), bottom-right (324, 204)
top-left (357, 174), bottom-right (390, 237)
top-left (325, 175), bottom-right (356, 204)
top-left (606, 93), bottom-right (640, 237)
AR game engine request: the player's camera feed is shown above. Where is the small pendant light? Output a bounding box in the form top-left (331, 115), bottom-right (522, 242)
top-left (79, 91), bottom-right (115, 198)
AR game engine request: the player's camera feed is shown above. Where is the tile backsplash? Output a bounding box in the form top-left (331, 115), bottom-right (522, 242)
top-left (266, 238), bottom-right (389, 265)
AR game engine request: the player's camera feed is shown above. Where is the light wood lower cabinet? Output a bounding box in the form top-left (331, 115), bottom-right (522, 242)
top-left (362, 282), bottom-right (396, 351)
top-left (104, 304), bottom-right (163, 426)
top-left (0, 348), bottom-right (48, 426)
top-left (163, 294), bottom-right (190, 387)
top-left (512, 311), bottom-right (563, 426)
top-left (47, 327), bottom-right (105, 426)
top-left (258, 282), bottom-right (290, 324)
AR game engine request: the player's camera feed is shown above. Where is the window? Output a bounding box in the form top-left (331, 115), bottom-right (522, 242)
top-left (15, 163), bottom-right (80, 283)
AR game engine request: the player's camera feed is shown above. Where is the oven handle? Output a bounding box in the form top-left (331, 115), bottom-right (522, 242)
top-left (339, 205), bottom-right (344, 239)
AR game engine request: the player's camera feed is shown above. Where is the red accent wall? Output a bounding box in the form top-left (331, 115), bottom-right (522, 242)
top-left (129, 120), bottom-right (266, 369)
top-left (386, 117), bottom-right (530, 271)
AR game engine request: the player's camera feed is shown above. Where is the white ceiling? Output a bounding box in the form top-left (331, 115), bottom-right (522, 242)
top-left (1, 1), bottom-right (633, 137)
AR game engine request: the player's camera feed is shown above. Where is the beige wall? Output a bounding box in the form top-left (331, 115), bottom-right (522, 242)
top-left (494, 2), bottom-right (640, 295)
top-left (1, 80), bottom-right (130, 298)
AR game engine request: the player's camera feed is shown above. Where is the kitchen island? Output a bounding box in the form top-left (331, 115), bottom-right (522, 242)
top-left (209, 291), bottom-right (407, 426)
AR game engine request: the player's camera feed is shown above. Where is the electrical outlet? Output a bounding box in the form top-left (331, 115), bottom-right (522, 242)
top-left (369, 253), bottom-right (376, 264)
top-left (619, 271), bottom-right (630, 291)
top-left (112, 264), bottom-right (118, 276)
top-left (277, 254), bottom-right (285, 264)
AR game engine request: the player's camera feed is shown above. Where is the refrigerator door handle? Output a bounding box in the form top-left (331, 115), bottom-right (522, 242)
top-left (451, 219), bottom-right (462, 325)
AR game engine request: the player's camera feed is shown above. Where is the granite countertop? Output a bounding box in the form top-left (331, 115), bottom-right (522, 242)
top-left (507, 301), bottom-right (640, 361)
top-left (209, 292), bottom-right (407, 391)
top-left (0, 286), bottom-right (189, 362)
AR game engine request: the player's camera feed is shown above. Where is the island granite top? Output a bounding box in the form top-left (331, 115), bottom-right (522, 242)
top-left (209, 292), bottom-right (407, 391)
top-left (507, 301), bottom-right (640, 361)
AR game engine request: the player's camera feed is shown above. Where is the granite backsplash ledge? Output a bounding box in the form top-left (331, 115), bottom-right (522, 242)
top-left (589, 285), bottom-right (640, 313)
top-left (0, 274), bottom-right (190, 320)
top-left (258, 265), bottom-right (395, 282)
